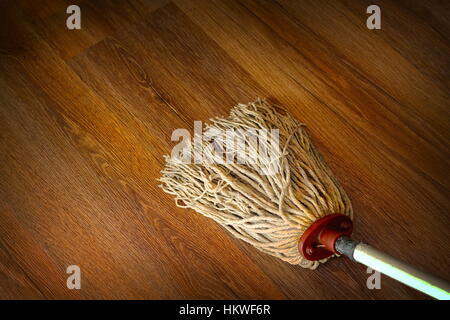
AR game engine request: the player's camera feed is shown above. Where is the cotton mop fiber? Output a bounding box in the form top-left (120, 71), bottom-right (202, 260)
top-left (159, 99), bottom-right (353, 269)
top-left (158, 99), bottom-right (450, 299)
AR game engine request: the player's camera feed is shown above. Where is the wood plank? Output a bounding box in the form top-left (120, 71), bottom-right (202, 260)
top-left (276, 0), bottom-right (450, 139)
top-left (31, 0), bottom-right (170, 60)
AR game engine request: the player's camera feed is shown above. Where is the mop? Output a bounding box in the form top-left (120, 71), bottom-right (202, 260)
top-left (159, 98), bottom-right (450, 299)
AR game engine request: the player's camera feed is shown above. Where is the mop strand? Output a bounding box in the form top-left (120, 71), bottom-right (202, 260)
top-left (159, 98), bottom-right (353, 269)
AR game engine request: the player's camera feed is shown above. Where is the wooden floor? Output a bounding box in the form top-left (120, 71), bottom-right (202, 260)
top-left (0, 0), bottom-right (449, 299)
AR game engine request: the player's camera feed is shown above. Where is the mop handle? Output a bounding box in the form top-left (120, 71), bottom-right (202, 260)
top-left (335, 236), bottom-right (450, 300)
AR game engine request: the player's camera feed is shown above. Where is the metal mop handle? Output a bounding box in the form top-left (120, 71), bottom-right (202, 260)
top-left (335, 236), bottom-right (450, 300)
top-left (298, 214), bottom-right (450, 300)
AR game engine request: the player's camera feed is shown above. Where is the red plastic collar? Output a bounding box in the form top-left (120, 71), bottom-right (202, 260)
top-left (298, 214), bottom-right (353, 261)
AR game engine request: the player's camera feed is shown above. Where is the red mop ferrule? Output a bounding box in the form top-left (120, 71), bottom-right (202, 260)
top-left (298, 214), bottom-right (353, 261)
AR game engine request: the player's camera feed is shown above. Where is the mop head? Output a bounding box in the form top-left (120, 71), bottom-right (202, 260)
top-left (159, 99), bottom-right (353, 269)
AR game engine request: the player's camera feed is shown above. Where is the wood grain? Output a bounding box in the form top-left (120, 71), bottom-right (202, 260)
top-left (0, 0), bottom-right (448, 299)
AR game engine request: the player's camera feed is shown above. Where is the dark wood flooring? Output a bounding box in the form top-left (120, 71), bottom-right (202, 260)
top-left (0, 0), bottom-right (449, 299)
